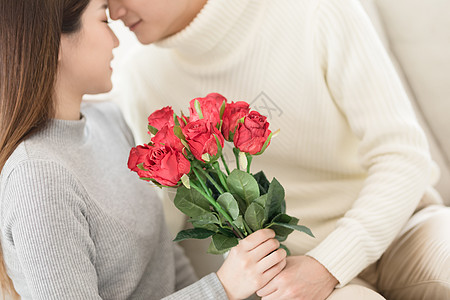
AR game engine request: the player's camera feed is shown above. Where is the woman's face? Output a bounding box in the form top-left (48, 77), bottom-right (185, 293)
top-left (59, 0), bottom-right (119, 95)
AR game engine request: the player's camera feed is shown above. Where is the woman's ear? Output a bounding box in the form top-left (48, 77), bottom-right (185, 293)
top-left (58, 35), bottom-right (67, 62)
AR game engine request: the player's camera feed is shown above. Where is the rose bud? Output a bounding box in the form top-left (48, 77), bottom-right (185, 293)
top-left (151, 124), bottom-right (184, 152)
top-left (182, 119), bottom-right (224, 162)
top-left (188, 93), bottom-right (227, 126)
top-left (147, 106), bottom-right (175, 133)
top-left (221, 101), bottom-right (250, 141)
top-left (234, 111), bottom-right (271, 155)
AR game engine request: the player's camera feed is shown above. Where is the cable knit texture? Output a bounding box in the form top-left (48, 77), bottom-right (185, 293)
top-left (0, 101), bottom-right (227, 299)
top-left (111, 0), bottom-right (441, 287)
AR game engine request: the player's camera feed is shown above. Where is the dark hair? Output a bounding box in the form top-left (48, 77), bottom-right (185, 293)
top-left (0, 0), bottom-right (90, 297)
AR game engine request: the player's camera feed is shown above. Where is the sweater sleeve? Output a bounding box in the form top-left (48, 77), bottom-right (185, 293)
top-left (160, 244), bottom-right (227, 299)
top-left (306, 0), bottom-right (434, 286)
top-left (1, 160), bottom-right (101, 299)
top-left (172, 243), bottom-right (198, 290)
top-left (162, 273), bottom-right (228, 300)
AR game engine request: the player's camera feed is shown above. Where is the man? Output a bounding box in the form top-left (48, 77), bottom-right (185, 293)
top-left (108, 0), bottom-right (450, 299)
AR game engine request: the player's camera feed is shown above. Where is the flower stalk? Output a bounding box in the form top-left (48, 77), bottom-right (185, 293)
top-left (195, 165), bottom-right (225, 194)
top-left (189, 181), bottom-right (244, 238)
top-left (212, 162), bottom-right (230, 193)
top-left (192, 167), bottom-right (212, 197)
top-left (220, 154), bottom-right (231, 175)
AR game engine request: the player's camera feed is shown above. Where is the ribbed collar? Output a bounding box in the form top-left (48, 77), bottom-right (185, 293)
top-left (37, 114), bottom-right (88, 146)
top-left (155, 0), bottom-right (265, 61)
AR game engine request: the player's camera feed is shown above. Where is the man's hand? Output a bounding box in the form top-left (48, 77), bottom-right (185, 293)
top-left (256, 255), bottom-right (338, 300)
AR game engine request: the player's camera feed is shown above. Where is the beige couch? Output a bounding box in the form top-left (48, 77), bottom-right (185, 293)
top-left (362, 0), bottom-right (450, 205)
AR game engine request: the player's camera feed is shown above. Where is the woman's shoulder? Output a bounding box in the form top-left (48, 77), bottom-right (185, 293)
top-left (1, 145), bottom-right (87, 215)
top-left (1, 143), bottom-right (75, 188)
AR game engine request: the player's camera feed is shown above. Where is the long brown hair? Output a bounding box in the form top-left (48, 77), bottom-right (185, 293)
top-left (0, 0), bottom-right (90, 297)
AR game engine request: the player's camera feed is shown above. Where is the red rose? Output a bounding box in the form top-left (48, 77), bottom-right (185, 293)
top-left (151, 124), bottom-right (184, 152)
top-left (128, 144), bottom-right (151, 173)
top-left (144, 145), bottom-right (190, 186)
top-left (189, 93), bottom-right (227, 126)
top-left (129, 143), bottom-right (190, 186)
top-left (205, 93), bottom-right (227, 105)
top-left (148, 106), bottom-right (174, 131)
top-left (234, 111), bottom-right (271, 155)
top-left (182, 119), bottom-right (224, 161)
top-left (221, 101), bottom-right (250, 141)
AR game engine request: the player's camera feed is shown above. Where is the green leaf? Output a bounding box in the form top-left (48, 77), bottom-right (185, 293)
top-left (138, 177), bottom-right (170, 188)
top-left (281, 200), bottom-right (286, 214)
top-left (272, 213), bottom-right (293, 223)
top-left (180, 111), bottom-right (188, 125)
top-left (265, 178), bottom-right (285, 221)
top-left (207, 239), bottom-right (229, 255)
top-left (253, 194), bottom-right (268, 208)
top-left (173, 186), bottom-right (211, 218)
top-left (137, 163), bottom-right (149, 172)
top-left (217, 193), bottom-right (240, 220)
top-left (232, 215), bottom-right (247, 236)
top-left (244, 202), bottom-right (265, 232)
top-left (148, 125), bottom-right (158, 135)
top-left (173, 125), bottom-right (186, 141)
top-left (255, 129), bottom-right (279, 155)
top-left (180, 139), bottom-right (190, 151)
top-left (253, 171), bottom-right (270, 195)
top-left (188, 212), bottom-right (219, 226)
top-left (173, 112), bottom-right (180, 126)
top-left (272, 222), bottom-right (315, 238)
top-left (173, 228), bottom-right (215, 242)
top-left (279, 244), bottom-right (291, 256)
top-left (217, 227), bottom-right (236, 238)
top-left (193, 223), bottom-right (218, 232)
top-left (194, 99), bottom-right (203, 119)
top-left (265, 214), bottom-right (297, 242)
top-left (219, 100), bottom-right (226, 119)
top-left (227, 169), bottom-right (260, 207)
top-left (212, 233), bottom-right (238, 251)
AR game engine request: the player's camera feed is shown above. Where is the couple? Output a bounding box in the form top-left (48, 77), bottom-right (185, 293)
top-left (1, 0), bottom-right (449, 299)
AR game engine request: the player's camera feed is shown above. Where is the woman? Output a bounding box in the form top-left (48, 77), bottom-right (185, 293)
top-left (0, 0), bottom-right (286, 299)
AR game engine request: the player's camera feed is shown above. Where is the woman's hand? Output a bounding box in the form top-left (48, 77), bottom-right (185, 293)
top-left (216, 229), bottom-right (287, 300)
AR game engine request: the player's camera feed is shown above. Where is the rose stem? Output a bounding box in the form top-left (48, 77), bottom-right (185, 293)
top-left (189, 182), bottom-right (244, 238)
top-left (246, 154), bottom-right (253, 173)
top-left (212, 162), bottom-right (230, 193)
top-left (192, 168), bottom-right (212, 197)
top-left (220, 154), bottom-right (231, 175)
top-left (195, 166), bottom-right (224, 194)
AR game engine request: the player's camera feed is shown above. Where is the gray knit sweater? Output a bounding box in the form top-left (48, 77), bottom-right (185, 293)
top-left (0, 101), bottom-right (227, 300)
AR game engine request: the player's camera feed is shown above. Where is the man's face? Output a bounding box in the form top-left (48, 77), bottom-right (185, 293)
top-left (108, 0), bottom-right (205, 44)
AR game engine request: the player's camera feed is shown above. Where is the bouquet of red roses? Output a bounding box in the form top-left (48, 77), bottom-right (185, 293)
top-left (128, 93), bottom-right (313, 254)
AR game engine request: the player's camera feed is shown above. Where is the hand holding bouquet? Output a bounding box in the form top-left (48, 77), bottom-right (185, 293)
top-left (128, 93), bottom-right (313, 254)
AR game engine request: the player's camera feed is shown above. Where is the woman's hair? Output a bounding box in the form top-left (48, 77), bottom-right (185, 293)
top-left (0, 0), bottom-right (90, 297)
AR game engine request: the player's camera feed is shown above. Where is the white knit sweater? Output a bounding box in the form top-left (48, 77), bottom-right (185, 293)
top-left (112, 0), bottom-right (441, 286)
